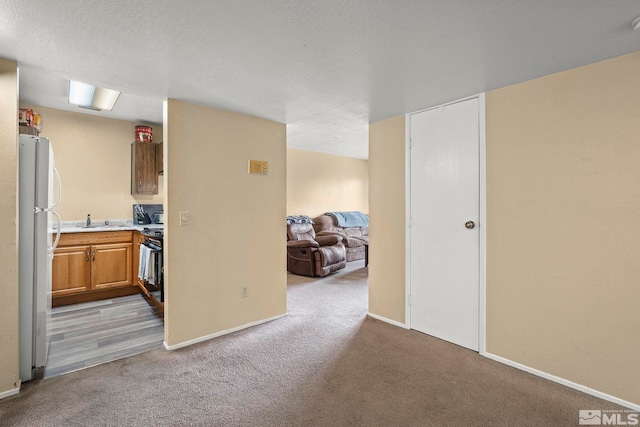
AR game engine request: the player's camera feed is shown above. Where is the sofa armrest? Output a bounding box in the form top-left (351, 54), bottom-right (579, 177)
top-left (287, 239), bottom-right (320, 248)
top-left (351, 236), bottom-right (369, 245)
top-left (315, 234), bottom-right (343, 246)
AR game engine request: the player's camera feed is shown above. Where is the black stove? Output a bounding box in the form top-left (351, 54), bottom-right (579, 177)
top-left (139, 227), bottom-right (164, 304)
top-left (141, 227), bottom-right (164, 240)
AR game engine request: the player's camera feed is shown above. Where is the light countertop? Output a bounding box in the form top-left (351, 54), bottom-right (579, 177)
top-left (55, 219), bottom-right (163, 234)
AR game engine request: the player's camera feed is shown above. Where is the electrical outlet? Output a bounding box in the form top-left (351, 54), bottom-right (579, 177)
top-left (241, 287), bottom-right (248, 298)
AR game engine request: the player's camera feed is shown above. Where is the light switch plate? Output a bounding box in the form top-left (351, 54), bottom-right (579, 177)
top-left (179, 211), bottom-right (190, 226)
top-left (248, 160), bottom-right (268, 175)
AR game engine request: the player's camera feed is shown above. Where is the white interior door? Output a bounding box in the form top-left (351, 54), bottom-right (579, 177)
top-left (409, 97), bottom-right (480, 351)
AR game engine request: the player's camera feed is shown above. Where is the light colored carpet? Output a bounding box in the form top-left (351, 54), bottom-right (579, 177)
top-left (0, 261), bottom-right (624, 426)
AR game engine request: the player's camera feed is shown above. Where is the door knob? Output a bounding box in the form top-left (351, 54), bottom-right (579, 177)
top-left (465, 221), bottom-right (475, 229)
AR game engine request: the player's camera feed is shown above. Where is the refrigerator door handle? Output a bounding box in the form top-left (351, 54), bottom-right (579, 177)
top-left (51, 167), bottom-right (62, 208)
top-left (50, 210), bottom-right (62, 252)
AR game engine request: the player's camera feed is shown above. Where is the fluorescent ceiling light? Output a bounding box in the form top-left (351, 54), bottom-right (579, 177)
top-left (68, 80), bottom-right (120, 111)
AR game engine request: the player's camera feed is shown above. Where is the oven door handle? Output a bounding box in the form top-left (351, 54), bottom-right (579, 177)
top-left (146, 242), bottom-right (162, 251)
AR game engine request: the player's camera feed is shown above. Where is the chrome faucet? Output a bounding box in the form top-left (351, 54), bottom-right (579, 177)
top-left (86, 214), bottom-right (91, 227)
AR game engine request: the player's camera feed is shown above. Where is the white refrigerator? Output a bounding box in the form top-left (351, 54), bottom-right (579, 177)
top-left (18, 134), bottom-right (61, 382)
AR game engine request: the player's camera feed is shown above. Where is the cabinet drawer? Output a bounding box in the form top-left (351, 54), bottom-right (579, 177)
top-left (58, 231), bottom-right (133, 246)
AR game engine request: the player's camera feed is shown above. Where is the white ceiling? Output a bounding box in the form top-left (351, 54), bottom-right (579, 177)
top-left (1, 1), bottom-right (639, 159)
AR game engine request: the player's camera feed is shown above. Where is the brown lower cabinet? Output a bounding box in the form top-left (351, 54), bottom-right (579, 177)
top-left (52, 231), bottom-right (137, 305)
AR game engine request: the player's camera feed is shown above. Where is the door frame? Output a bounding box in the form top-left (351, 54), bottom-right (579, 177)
top-left (404, 93), bottom-right (487, 354)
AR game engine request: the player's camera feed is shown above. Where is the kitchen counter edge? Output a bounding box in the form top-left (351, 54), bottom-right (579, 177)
top-left (56, 223), bottom-right (163, 234)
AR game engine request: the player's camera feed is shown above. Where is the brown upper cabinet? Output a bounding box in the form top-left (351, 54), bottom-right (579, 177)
top-left (131, 141), bottom-right (158, 194)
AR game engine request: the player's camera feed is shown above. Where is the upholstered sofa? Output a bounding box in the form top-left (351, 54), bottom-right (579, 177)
top-left (313, 213), bottom-right (369, 262)
top-left (286, 222), bottom-right (347, 277)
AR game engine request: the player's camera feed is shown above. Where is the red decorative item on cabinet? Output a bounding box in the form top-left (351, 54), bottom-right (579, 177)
top-left (135, 126), bottom-right (153, 143)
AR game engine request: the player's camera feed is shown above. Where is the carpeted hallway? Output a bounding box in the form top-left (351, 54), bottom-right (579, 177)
top-left (0, 262), bottom-right (624, 426)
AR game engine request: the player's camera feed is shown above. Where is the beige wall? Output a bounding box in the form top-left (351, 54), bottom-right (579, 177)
top-left (19, 104), bottom-right (163, 221)
top-left (286, 148), bottom-right (369, 218)
top-left (486, 52), bottom-right (640, 405)
top-left (164, 99), bottom-right (286, 347)
top-left (368, 116), bottom-right (406, 324)
top-left (0, 59), bottom-right (20, 396)
top-left (368, 52), bottom-right (640, 405)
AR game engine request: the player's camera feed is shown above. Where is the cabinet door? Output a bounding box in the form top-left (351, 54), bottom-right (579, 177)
top-left (52, 245), bottom-right (91, 297)
top-left (131, 142), bottom-right (158, 194)
top-left (156, 141), bottom-right (163, 175)
top-left (92, 242), bottom-right (133, 290)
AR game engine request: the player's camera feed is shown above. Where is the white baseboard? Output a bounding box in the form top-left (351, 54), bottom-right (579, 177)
top-left (483, 352), bottom-right (640, 412)
top-left (367, 312), bottom-right (409, 329)
top-left (163, 313), bottom-right (287, 351)
top-left (0, 385), bottom-right (20, 400)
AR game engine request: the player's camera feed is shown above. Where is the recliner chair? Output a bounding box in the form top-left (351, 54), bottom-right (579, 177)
top-left (287, 223), bottom-right (347, 277)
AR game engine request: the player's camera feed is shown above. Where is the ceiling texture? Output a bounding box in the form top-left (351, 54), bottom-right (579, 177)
top-left (1, 1), bottom-right (639, 159)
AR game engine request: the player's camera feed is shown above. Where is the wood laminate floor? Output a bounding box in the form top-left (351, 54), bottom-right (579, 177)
top-left (44, 294), bottom-right (164, 379)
